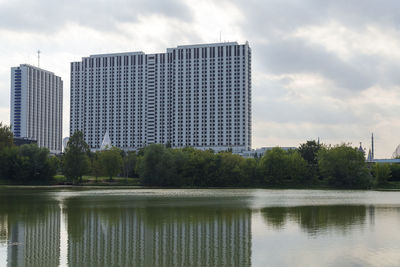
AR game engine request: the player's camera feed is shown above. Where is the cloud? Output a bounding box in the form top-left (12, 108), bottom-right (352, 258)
top-left (0, 0), bottom-right (192, 33)
top-left (1, 0), bottom-right (400, 157)
top-left (256, 39), bottom-right (375, 91)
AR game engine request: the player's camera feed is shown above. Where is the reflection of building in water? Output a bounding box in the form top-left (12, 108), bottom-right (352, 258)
top-left (67, 208), bottom-right (251, 267)
top-left (6, 206), bottom-right (60, 267)
top-left (0, 215), bottom-right (7, 244)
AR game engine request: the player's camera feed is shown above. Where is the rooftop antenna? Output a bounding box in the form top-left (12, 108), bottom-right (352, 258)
top-left (219, 31), bottom-right (221, 42)
top-left (37, 50), bottom-right (41, 68)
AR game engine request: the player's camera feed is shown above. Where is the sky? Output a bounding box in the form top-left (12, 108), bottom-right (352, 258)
top-left (1, 0), bottom-right (400, 158)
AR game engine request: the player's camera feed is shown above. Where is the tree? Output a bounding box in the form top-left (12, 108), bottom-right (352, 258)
top-left (317, 144), bottom-right (372, 188)
top-left (0, 144), bottom-right (56, 184)
top-left (298, 140), bottom-right (321, 166)
top-left (138, 144), bottom-right (181, 186)
top-left (0, 122), bottom-right (13, 150)
top-left (18, 144), bottom-right (57, 182)
top-left (259, 148), bottom-right (311, 186)
top-left (90, 151), bottom-right (103, 181)
top-left (389, 164), bottom-right (400, 181)
top-left (286, 152), bottom-right (312, 184)
top-left (99, 147), bottom-right (123, 181)
top-left (372, 163), bottom-right (391, 186)
top-left (121, 151), bottom-right (137, 178)
top-left (0, 146), bottom-right (25, 182)
top-left (298, 140), bottom-right (321, 180)
top-left (240, 158), bottom-right (260, 186)
top-left (63, 131), bottom-right (90, 183)
top-left (259, 148), bottom-right (289, 185)
top-left (216, 152), bottom-right (244, 186)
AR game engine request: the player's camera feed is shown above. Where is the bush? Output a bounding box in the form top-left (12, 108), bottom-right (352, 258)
top-left (0, 144), bottom-right (56, 184)
top-left (318, 144), bottom-right (372, 189)
top-left (372, 163), bottom-right (391, 186)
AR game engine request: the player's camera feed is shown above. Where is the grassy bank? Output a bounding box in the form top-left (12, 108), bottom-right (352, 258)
top-left (53, 175), bottom-right (141, 186)
top-left (2, 176), bottom-right (400, 190)
top-left (374, 181), bottom-right (400, 191)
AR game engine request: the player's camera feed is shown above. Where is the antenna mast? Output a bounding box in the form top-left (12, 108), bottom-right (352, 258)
top-left (371, 133), bottom-right (374, 160)
top-left (37, 50), bottom-right (41, 68)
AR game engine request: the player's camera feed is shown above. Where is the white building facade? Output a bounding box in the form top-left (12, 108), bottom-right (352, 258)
top-left (70, 42), bottom-right (251, 152)
top-left (10, 64), bottom-right (63, 154)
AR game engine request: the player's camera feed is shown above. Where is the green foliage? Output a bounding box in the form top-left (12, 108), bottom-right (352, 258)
top-left (121, 151), bottom-right (137, 178)
top-left (259, 148), bottom-right (310, 185)
top-left (0, 122), bottom-right (13, 150)
top-left (287, 152), bottom-right (312, 183)
top-left (63, 131), bottom-right (90, 183)
top-left (0, 144), bottom-right (56, 183)
top-left (317, 144), bottom-right (372, 188)
top-left (259, 148), bottom-right (288, 185)
top-left (389, 164), bottom-right (400, 181)
top-left (298, 140), bottom-right (321, 180)
top-left (138, 144), bottom-right (179, 186)
top-left (138, 145), bottom-right (255, 187)
top-left (180, 148), bottom-right (217, 186)
top-left (90, 151), bottom-right (103, 181)
top-left (216, 152), bottom-right (244, 186)
top-left (99, 147), bottom-right (123, 181)
top-left (298, 140), bottom-right (321, 165)
top-left (240, 158), bottom-right (260, 186)
top-left (372, 163), bottom-right (391, 185)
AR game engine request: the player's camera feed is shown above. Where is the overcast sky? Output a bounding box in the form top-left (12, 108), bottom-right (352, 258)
top-left (1, 0), bottom-right (399, 158)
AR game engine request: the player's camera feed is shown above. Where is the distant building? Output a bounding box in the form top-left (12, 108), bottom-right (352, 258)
top-left (70, 42), bottom-right (251, 153)
top-left (13, 137), bottom-right (37, 146)
top-left (10, 64), bottom-right (63, 154)
top-left (239, 147), bottom-right (297, 158)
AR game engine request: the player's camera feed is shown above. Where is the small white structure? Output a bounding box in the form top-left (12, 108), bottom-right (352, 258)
top-left (100, 130), bottom-right (111, 150)
top-left (62, 137), bottom-right (70, 152)
top-left (392, 144), bottom-right (400, 159)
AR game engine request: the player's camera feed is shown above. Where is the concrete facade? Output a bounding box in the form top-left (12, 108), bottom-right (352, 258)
top-left (70, 42), bottom-right (251, 152)
top-left (10, 64), bottom-right (63, 154)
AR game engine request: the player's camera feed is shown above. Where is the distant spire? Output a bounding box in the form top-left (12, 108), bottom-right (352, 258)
top-left (358, 142), bottom-right (364, 154)
top-left (371, 133), bottom-right (374, 160)
top-left (317, 137), bottom-right (320, 146)
top-left (367, 148), bottom-right (372, 161)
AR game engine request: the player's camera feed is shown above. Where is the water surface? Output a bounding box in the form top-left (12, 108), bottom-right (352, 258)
top-left (0, 188), bottom-right (399, 266)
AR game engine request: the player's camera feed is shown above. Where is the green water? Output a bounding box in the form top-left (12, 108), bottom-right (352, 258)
top-left (0, 188), bottom-right (400, 267)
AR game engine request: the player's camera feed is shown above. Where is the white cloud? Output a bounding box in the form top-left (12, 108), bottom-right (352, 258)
top-left (294, 21), bottom-right (400, 61)
top-left (1, 0), bottom-right (400, 158)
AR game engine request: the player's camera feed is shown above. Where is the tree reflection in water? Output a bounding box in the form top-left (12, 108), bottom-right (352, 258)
top-left (261, 205), bottom-right (367, 235)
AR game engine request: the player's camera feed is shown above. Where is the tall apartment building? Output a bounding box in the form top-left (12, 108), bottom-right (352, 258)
top-left (70, 42), bottom-right (251, 152)
top-left (10, 64), bottom-right (63, 154)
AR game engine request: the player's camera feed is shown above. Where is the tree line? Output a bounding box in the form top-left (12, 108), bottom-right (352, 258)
top-left (0, 122), bottom-right (58, 183)
top-left (0, 123), bottom-right (398, 188)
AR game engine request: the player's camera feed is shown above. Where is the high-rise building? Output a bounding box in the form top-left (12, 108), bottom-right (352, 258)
top-left (10, 64), bottom-right (63, 154)
top-left (70, 42), bottom-right (251, 152)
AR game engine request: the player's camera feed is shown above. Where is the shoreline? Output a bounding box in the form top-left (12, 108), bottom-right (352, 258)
top-left (1, 184), bottom-right (399, 191)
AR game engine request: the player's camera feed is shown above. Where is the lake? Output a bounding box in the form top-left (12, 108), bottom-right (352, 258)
top-left (0, 188), bottom-right (400, 267)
